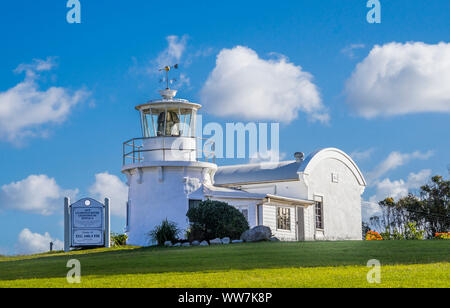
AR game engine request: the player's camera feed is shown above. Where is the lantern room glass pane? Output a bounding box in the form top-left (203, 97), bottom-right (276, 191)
top-left (179, 108), bottom-right (193, 137)
top-left (141, 106), bottom-right (196, 138)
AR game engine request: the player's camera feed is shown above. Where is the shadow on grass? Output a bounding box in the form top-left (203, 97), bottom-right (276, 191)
top-left (0, 240), bottom-right (448, 282)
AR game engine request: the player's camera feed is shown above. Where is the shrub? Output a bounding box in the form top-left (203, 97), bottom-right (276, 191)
top-left (365, 231), bottom-right (383, 240)
top-left (404, 222), bottom-right (425, 240)
top-left (186, 200), bottom-right (249, 241)
top-left (111, 233), bottom-right (128, 246)
top-left (149, 219), bottom-right (180, 245)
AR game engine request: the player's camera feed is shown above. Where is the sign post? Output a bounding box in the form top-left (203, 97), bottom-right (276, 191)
top-left (64, 197), bottom-right (111, 252)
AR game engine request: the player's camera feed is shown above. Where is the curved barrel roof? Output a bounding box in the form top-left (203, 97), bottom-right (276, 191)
top-left (214, 148), bottom-right (366, 187)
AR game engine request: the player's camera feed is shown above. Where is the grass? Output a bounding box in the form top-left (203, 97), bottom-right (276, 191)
top-left (0, 241), bottom-right (448, 288)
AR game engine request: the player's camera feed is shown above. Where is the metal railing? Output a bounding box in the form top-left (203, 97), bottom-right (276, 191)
top-left (123, 137), bottom-right (215, 165)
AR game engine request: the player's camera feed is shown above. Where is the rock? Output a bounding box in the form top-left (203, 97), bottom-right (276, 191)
top-left (240, 226), bottom-right (272, 242)
top-left (221, 237), bottom-right (231, 244)
top-left (182, 242), bottom-right (190, 247)
top-left (232, 240), bottom-right (243, 244)
top-left (173, 242), bottom-right (181, 247)
top-left (269, 237), bottom-right (280, 242)
top-left (209, 238), bottom-right (222, 245)
top-left (164, 241), bottom-right (173, 247)
top-left (199, 240), bottom-right (209, 246)
top-left (191, 240), bottom-right (200, 246)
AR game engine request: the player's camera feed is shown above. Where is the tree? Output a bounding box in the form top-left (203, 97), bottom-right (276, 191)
top-left (370, 175), bottom-right (449, 239)
top-left (362, 222), bottom-right (371, 239)
top-left (419, 176), bottom-right (449, 237)
top-left (186, 200), bottom-right (249, 241)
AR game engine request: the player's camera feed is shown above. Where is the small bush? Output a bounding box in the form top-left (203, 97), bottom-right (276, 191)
top-left (404, 222), bottom-right (425, 240)
top-left (149, 219), bottom-right (180, 245)
top-left (186, 200), bottom-right (249, 241)
top-left (111, 233), bottom-right (128, 246)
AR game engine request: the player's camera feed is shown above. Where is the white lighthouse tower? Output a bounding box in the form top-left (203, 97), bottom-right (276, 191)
top-left (122, 66), bottom-right (217, 246)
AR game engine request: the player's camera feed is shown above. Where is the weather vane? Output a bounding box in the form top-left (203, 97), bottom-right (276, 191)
top-left (159, 64), bottom-right (179, 89)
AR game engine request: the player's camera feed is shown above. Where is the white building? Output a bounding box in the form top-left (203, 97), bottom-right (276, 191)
top-left (122, 87), bottom-right (366, 246)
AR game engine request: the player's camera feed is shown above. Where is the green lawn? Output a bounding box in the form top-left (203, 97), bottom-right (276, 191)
top-left (0, 241), bottom-right (448, 288)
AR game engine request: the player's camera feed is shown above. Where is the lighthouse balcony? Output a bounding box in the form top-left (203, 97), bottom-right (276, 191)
top-left (123, 136), bottom-right (215, 165)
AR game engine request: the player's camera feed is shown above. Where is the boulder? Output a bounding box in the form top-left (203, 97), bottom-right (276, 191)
top-left (232, 240), bottom-right (243, 244)
top-left (199, 240), bottom-right (209, 246)
top-left (209, 238), bottom-right (222, 245)
top-left (240, 226), bottom-right (272, 242)
top-left (221, 237), bottom-right (231, 244)
top-left (182, 242), bottom-right (190, 247)
top-left (173, 242), bottom-right (181, 247)
top-left (191, 240), bottom-right (200, 246)
top-left (164, 241), bottom-right (173, 247)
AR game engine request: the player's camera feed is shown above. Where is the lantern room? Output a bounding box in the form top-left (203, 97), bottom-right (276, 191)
top-left (136, 89), bottom-right (200, 138)
top-left (123, 88), bottom-right (205, 163)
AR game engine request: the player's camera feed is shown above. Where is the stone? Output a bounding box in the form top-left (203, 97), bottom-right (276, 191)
top-left (199, 240), bottom-right (209, 246)
top-left (182, 242), bottom-right (190, 247)
top-left (232, 240), bottom-right (243, 244)
top-left (240, 226), bottom-right (272, 242)
top-left (209, 238), bottom-right (222, 245)
top-left (221, 237), bottom-right (231, 244)
top-left (173, 242), bottom-right (181, 247)
top-left (191, 240), bottom-right (200, 246)
top-left (164, 241), bottom-right (173, 247)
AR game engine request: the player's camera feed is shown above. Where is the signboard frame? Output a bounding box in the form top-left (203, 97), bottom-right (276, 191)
top-left (64, 197), bottom-right (111, 252)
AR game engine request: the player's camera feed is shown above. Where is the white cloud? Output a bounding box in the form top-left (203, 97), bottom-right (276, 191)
top-left (341, 44), bottom-right (366, 59)
top-left (155, 35), bottom-right (188, 68)
top-left (14, 57), bottom-right (56, 78)
top-left (369, 169), bottom-right (432, 203)
top-left (0, 175), bottom-right (78, 215)
top-left (345, 42), bottom-right (450, 118)
top-left (0, 58), bottom-right (88, 142)
top-left (350, 148), bottom-right (374, 162)
top-left (366, 150), bottom-right (433, 182)
top-left (249, 150), bottom-right (286, 164)
top-left (88, 172), bottom-right (128, 217)
top-left (200, 46), bottom-right (327, 123)
top-left (361, 201), bottom-right (381, 223)
top-left (14, 228), bottom-right (63, 255)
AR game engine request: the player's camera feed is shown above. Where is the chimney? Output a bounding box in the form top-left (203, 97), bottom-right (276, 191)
top-left (294, 152), bottom-right (304, 162)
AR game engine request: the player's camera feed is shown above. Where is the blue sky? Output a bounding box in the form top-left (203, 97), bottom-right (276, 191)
top-left (0, 0), bottom-right (449, 254)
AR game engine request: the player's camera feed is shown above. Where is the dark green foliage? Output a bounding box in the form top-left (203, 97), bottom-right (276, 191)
top-left (111, 233), bottom-right (128, 246)
top-left (186, 200), bottom-right (249, 241)
top-left (149, 219), bottom-right (180, 245)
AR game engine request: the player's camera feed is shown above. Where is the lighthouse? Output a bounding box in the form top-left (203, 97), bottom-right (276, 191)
top-left (122, 66), bottom-right (217, 246)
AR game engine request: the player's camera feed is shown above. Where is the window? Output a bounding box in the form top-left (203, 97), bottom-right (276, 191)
top-left (315, 201), bottom-right (324, 230)
top-left (125, 201), bottom-right (130, 231)
top-left (240, 208), bottom-right (249, 222)
top-left (277, 207), bottom-right (291, 230)
top-left (189, 199), bottom-right (202, 210)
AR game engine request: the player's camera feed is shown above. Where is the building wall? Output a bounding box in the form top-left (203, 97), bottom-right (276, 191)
top-left (261, 203), bottom-right (297, 241)
top-left (305, 158), bottom-right (364, 240)
top-left (126, 165), bottom-right (209, 246)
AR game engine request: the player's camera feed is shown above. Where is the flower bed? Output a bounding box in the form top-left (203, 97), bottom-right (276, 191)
top-left (434, 232), bottom-right (450, 239)
top-left (365, 231), bottom-right (383, 241)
